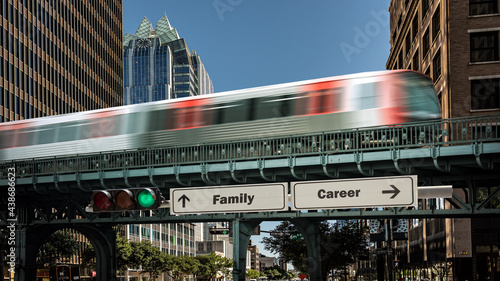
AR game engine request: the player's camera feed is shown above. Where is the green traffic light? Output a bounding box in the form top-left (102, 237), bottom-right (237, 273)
top-left (137, 189), bottom-right (156, 208)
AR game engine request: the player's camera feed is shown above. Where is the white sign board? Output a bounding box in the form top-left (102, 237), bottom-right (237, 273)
top-left (170, 183), bottom-right (288, 215)
top-left (291, 175), bottom-right (417, 210)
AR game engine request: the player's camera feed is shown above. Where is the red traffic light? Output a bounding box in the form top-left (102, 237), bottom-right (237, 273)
top-left (92, 191), bottom-right (113, 211)
top-left (90, 188), bottom-right (162, 212)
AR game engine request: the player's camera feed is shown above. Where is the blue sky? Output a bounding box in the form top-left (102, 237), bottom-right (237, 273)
top-left (123, 0), bottom-right (392, 257)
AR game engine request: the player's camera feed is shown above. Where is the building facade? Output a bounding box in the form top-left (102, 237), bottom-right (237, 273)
top-left (123, 16), bottom-right (213, 105)
top-left (386, 1), bottom-right (500, 280)
top-left (0, 0), bottom-right (123, 122)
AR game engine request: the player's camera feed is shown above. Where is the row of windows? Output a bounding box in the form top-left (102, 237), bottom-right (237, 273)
top-left (0, 16), bottom-right (122, 106)
top-left (2, 0), bottom-right (122, 93)
top-left (401, 5), bottom-right (441, 69)
top-left (0, 0), bottom-right (123, 122)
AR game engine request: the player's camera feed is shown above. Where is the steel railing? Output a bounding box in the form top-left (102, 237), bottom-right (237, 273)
top-left (1, 114), bottom-right (499, 178)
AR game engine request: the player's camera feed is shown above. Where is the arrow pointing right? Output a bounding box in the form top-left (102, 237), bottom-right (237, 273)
top-left (382, 184), bottom-right (400, 199)
top-left (178, 194), bottom-right (190, 208)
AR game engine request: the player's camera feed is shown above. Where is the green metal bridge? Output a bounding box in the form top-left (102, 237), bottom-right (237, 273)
top-left (1, 114), bottom-right (500, 281)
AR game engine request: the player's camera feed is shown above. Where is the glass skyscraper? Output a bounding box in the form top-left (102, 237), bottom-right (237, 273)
top-left (123, 15), bottom-right (213, 105)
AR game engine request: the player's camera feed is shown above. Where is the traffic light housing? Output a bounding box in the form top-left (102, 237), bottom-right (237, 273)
top-left (90, 187), bottom-right (162, 212)
top-left (209, 227), bottom-right (230, 235)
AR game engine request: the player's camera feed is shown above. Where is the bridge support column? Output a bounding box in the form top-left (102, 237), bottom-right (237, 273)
top-left (292, 219), bottom-right (322, 281)
top-left (13, 224), bottom-right (117, 281)
top-left (232, 219), bottom-right (262, 281)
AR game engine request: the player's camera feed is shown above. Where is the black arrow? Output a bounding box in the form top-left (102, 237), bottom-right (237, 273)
top-left (382, 185), bottom-right (400, 199)
top-left (178, 194), bottom-right (190, 208)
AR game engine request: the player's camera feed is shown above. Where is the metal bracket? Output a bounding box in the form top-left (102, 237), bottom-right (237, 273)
top-left (391, 149), bottom-right (412, 174)
top-left (201, 163), bottom-right (217, 185)
top-left (258, 159), bottom-right (276, 182)
top-left (33, 176), bottom-right (46, 194)
top-left (99, 171), bottom-right (109, 189)
top-left (123, 169), bottom-right (134, 188)
top-left (76, 173), bottom-right (91, 192)
top-left (174, 165), bottom-right (190, 186)
top-left (431, 146), bottom-right (450, 172)
top-left (355, 152), bottom-right (373, 176)
top-left (229, 162), bottom-right (246, 184)
top-left (289, 157), bottom-right (306, 180)
top-left (320, 155), bottom-right (339, 178)
top-left (54, 174), bottom-right (69, 193)
top-left (148, 167), bottom-right (159, 187)
top-left (472, 143), bottom-right (493, 170)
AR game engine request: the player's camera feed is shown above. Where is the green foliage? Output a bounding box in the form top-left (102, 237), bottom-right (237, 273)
top-left (37, 229), bottom-right (80, 267)
top-left (263, 265), bottom-right (290, 280)
top-left (80, 243), bottom-right (95, 271)
top-left (170, 255), bottom-right (201, 281)
top-left (116, 234), bottom-right (133, 272)
top-left (139, 240), bottom-right (169, 280)
top-left (261, 221), bottom-right (368, 278)
top-left (50, 231), bottom-right (234, 281)
top-left (195, 252), bottom-right (233, 280)
top-left (246, 269), bottom-right (263, 279)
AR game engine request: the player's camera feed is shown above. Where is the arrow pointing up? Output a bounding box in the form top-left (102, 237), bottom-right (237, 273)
top-left (382, 185), bottom-right (400, 199)
top-left (178, 194), bottom-right (190, 208)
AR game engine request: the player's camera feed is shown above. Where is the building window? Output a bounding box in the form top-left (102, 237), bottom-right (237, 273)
top-left (470, 32), bottom-right (499, 62)
top-left (471, 78), bottom-right (500, 110)
top-left (423, 0), bottom-right (430, 15)
top-left (433, 49), bottom-right (441, 82)
top-left (423, 29), bottom-right (430, 58)
top-left (406, 32), bottom-right (412, 55)
top-left (398, 51), bottom-right (403, 69)
top-left (413, 49), bottom-right (419, 71)
top-left (432, 6), bottom-right (440, 41)
top-left (470, 0), bottom-right (498, 15)
top-left (412, 13), bottom-right (419, 42)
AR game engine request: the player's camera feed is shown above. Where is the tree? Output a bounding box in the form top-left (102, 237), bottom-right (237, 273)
top-left (247, 269), bottom-right (263, 280)
top-left (37, 229), bottom-right (80, 267)
top-left (170, 255), bottom-right (200, 281)
top-left (136, 240), bottom-right (169, 280)
top-left (80, 243), bottom-right (95, 273)
top-left (262, 221), bottom-right (368, 281)
top-left (116, 235), bottom-right (133, 279)
top-left (196, 252), bottom-right (233, 281)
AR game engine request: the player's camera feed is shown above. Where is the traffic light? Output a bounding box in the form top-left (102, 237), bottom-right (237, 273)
top-left (89, 187), bottom-right (162, 212)
top-left (209, 227), bottom-right (230, 235)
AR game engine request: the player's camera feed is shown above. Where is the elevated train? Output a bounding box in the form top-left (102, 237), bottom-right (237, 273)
top-left (0, 70), bottom-right (441, 161)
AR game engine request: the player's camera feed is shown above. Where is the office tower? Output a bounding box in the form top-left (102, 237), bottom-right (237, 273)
top-left (386, 1), bottom-right (500, 279)
top-left (0, 0), bottom-right (123, 122)
top-left (123, 15), bottom-right (213, 105)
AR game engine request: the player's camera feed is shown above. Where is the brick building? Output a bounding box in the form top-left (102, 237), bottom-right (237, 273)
top-left (386, 1), bottom-right (500, 280)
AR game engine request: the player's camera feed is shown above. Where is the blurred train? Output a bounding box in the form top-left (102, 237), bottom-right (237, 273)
top-left (0, 70), bottom-right (441, 161)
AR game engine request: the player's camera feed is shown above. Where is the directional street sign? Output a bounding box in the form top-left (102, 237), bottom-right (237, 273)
top-left (170, 183), bottom-right (288, 215)
top-left (291, 175), bottom-right (417, 210)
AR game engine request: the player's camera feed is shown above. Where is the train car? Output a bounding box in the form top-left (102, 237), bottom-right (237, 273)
top-left (0, 70), bottom-right (441, 161)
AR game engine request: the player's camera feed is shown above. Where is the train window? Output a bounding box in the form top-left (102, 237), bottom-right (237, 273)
top-left (147, 110), bottom-right (167, 131)
top-left (57, 122), bottom-right (81, 142)
top-left (254, 95), bottom-right (293, 120)
top-left (354, 83), bottom-right (377, 110)
top-left (0, 129), bottom-right (33, 148)
top-left (81, 115), bottom-right (121, 138)
top-left (211, 101), bottom-right (249, 125)
top-left (38, 127), bottom-right (56, 145)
